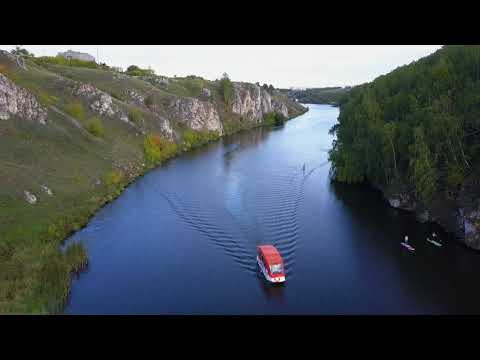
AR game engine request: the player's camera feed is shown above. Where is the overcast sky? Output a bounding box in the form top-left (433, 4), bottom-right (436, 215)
top-left (0, 45), bottom-right (442, 88)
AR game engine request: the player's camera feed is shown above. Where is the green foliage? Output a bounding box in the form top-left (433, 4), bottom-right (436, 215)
top-left (183, 77), bottom-right (204, 97)
top-left (145, 95), bottom-right (154, 107)
top-left (85, 117), bottom-right (105, 137)
top-left (65, 102), bottom-right (86, 120)
top-left (446, 163), bottom-right (465, 188)
top-left (143, 134), bottom-right (178, 168)
top-left (329, 45), bottom-right (480, 203)
top-left (33, 56), bottom-right (98, 69)
top-left (409, 126), bottom-right (437, 202)
top-left (219, 73), bottom-right (234, 106)
top-left (103, 170), bottom-right (125, 196)
top-left (263, 112), bottom-right (286, 127)
top-left (126, 65), bottom-right (155, 77)
top-left (11, 46), bottom-right (34, 58)
top-left (128, 107), bottom-right (143, 125)
top-left (182, 129), bottom-right (220, 149)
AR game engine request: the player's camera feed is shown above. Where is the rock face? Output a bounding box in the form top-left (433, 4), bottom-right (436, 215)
top-left (232, 83), bottom-right (273, 123)
top-left (170, 97), bottom-right (223, 135)
top-left (0, 74), bottom-right (47, 124)
top-left (462, 207), bottom-right (480, 249)
top-left (230, 83), bottom-right (289, 123)
top-left (385, 178), bottom-right (480, 250)
top-left (73, 83), bottom-right (116, 116)
top-left (126, 89), bottom-right (145, 105)
top-left (272, 99), bottom-right (289, 118)
top-left (387, 192), bottom-right (416, 211)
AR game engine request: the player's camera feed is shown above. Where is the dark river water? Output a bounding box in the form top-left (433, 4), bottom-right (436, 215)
top-left (65, 104), bottom-right (480, 315)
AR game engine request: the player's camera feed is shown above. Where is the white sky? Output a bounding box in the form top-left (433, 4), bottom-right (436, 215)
top-left (0, 45), bottom-right (442, 88)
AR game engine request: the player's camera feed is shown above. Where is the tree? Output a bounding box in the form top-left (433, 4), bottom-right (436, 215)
top-left (11, 46), bottom-right (34, 57)
top-left (219, 73), bottom-right (234, 106)
top-left (329, 45), bottom-right (480, 205)
top-left (383, 122), bottom-right (398, 179)
top-left (409, 126), bottom-right (437, 203)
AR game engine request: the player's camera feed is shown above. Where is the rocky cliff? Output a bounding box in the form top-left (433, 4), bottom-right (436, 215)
top-left (384, 173), bottom-right (480, 249)
top-left (231, 83), bottom-right (289, 123)
top-left (0, 73), bottom-right (47, 124)
top-left (170, 97), bottom-right (223, 135)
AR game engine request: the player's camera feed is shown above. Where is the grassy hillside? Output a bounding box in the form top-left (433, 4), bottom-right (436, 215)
top-left (0, 51), bottom-right (306, 313)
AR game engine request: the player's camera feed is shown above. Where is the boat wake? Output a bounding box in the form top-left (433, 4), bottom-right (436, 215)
top-left (160, 192), bottom-right (258, 274)
top-left (161, 161), bottom-right (326, 278)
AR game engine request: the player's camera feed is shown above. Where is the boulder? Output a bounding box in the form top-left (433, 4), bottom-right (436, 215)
top-left (41, 185), bottom-right (53, 196)
top-left (202, 88), bottom-right (211, 97)
top-left (24, 191), bottom-right (37, 204)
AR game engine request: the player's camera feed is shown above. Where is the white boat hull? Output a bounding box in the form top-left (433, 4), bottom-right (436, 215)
top-left (401, 242), bottom-right (415, 252)
top-left (427, 239), bottom-right (442, 247)
top-left (257, 256), bottom-right (285, 283)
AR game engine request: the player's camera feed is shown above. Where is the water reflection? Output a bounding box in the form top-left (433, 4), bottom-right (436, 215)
top-left (257, 272), bottom-right (286, 302)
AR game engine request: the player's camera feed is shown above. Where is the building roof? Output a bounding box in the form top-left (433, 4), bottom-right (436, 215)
top-left (257, 245), bottom-right (283, 265)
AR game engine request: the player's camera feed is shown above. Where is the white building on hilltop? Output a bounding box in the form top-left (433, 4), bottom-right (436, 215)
top-left (57, 50), bottom-right (96, 62)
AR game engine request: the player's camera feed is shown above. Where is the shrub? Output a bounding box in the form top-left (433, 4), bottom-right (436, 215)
top-left (103, 170), bottom-right (124, 193)
top-left (126, 65), bottom-right (155, 77)
top-left (263, 112), bottom-right (286, 127)
top-left (65, 102), bottom-right (86, 120)
top-left (219, 73), bottom-right (234, 106)
top-left (143, 134), bottom-right (178, 167)
top-left (184, 78), bottom-right (204, 97)
top-left (128, 107), bottom-right (143, 125)
top-left (85, 117), bottom-right (105, 137)
top-left (274, 112), bottom-right (286, 125)
top-left (182, 129), bottom-right (220, 149)
top-left (145, 95), bottom-right (154, 108)
top-left (11, 46), bottom-right (34, 58)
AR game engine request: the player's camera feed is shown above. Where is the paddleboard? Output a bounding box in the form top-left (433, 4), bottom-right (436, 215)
top-left (401, 242), bottom-right (415, 252)
top-left (427, 238), bottom-right (442, 247)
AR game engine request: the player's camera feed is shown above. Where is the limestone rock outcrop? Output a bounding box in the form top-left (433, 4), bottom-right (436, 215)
top-left (0, 74), bottom-right (48, 124)
top-left (170, 97), bottom-right (223, 135)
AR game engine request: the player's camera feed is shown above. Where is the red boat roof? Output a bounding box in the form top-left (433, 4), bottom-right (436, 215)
top-left (257, 245), bottom-right (283, 265)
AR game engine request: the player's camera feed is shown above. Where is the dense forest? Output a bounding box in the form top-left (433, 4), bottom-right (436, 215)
top-left (280, 87), bottom-right (351, 105)
top-left (329, 45), bottom-right (480, 206)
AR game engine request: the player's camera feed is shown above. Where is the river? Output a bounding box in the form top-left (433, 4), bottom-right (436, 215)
top-left (65, 104), bottom-right (480, 314)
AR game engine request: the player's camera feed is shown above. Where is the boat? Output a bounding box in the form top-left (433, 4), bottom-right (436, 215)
top-left (427, 238), bottom-right (442, 247)
top-left (257, 245), bottom-right (286, 283)
top-left (401, 242), bottom-right (415, 252)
